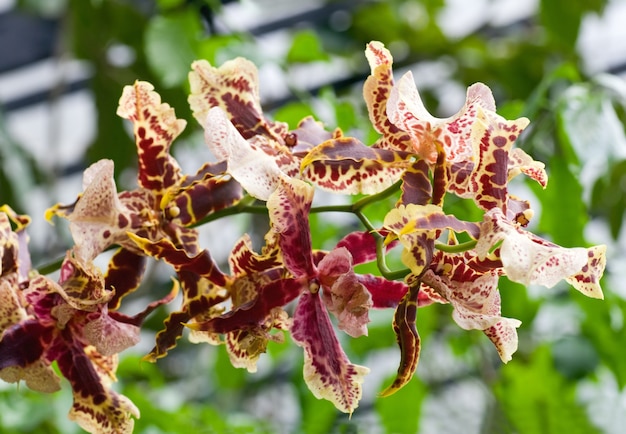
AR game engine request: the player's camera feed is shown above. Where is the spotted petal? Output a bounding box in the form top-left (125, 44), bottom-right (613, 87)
top-left (57, 342), bottom-right (139, 434)
top-left (117, 80), bottom-right (185, 196)
top-left (291, 292), bottom-right (369, 414)
top-left (422, 253), bottom-right (522, 363)
top-left (380, 284), bottom-right (420, 396)
top-left (363, 41), bottom-right (411, 151)
top-left (203, 107), bottom-right (290, 200)
top-left (47, 160), bottom-right (133, 262)
top-left (383, 204), bottom-right (479, 275)
top-left (300, 137), bottom-right (411, 195)
top-left (189, 58), bottom-right (288, 142)
top-left (317, 247), bottom-right (373, 338)
top-left (477, 208), bottom-right (604, 291)
top-left (267, 178), bottom-right (316, 277)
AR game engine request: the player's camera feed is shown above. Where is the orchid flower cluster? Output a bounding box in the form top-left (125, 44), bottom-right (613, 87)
top-left (0, 41), bottom-right (606, 433)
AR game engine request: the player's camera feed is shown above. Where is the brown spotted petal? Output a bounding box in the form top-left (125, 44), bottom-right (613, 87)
top-left (189, 277), bottom-right (305, 335)
top-left (508, 148), bottom-right (547, 188)
top-left (267, 178), bottom-right (316, 277)
top-left (83, 307), bottom-right (140, 357)
top-left (291, 291), bottom-right (369, 414)
top-left (224, 307), bottom-right (290, 373)
top-left (0, 206), bottom-right (31, 283)
top-left (383, 204), bottom-right (480, 275)
top-left (300, 136), bottom-right (411, 195)
top-left (229, 233), bottom-right (282, 276)
top-left (565, 244), bottom-right (606, 299)
top-left (422, 262), bottom-right (521, 363)
top-left (117, 81), bottom-right (185, 196)
top-left (188, 58), bottom-right (288, 142)
top-left (317, 247), bottom-right (373, 338)
top-left (477, 208), bottom-right (605, 296)
top-left (380, 284), bottom-right (420, 397)
top-left (448, 106), bottom-right (530, 212)
top-left (57, 251), bottom-right (113, 310)
top-left (56, 341), bottom-right (139, 434)
top-left (363, 41), bottom-right (412, 151)
top-left (47, 160), bottom-right (134, 262)
top-left (0, 319), bottom-right (60, 393)
top-left (387, 74), bottom-right (496, 164)
top-left (203, 107), bottom-right (290, 200)
top-left (105, 248), bottom-right (147, 310)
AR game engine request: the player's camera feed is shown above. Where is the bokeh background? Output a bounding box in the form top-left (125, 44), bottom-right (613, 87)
top-left (1, 0), bottom-right (626, 433)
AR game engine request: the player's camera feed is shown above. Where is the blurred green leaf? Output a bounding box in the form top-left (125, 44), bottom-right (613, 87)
top-left (287, 30), bottom-right (330, 64)
top-left (591, 159), bottom-right (626, 239)
top-left (214, 346), bottom-right (248, 389)
top-left (145, 10), bottom-right (203, 87)
top-left (552, 335), bottom-right (599, 380)
top-left (273, 101), bottom-right (315, 130)
top-left (579, 294), bottom-right (626, 387)
top-left (539, 0), bottom-right (605, 54)
top-left (495, 345), bottom-right (600, 434)
top-left (532, 156), bottom-right (587, 247)
top-left (376, 375), bottom-right (426, 434)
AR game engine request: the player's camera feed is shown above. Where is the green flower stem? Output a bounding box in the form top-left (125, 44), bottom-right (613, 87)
top-left (435, 239), bottom-right (477, 253)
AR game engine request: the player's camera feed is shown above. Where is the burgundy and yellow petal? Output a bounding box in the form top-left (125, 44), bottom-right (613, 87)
top-left (203, 107), bottom-right (290, 200)
top-left (379, 284), bottom-right (420, 397)
top-left (363, 41), bottom-right (411, 151)
top-left (356, 274), bottom-right (408, 308)
top-left (56, 251), bottom-right (112, 310)
top-left (127, 233), bottom-right (227, 286)
top-left (335, 231), bottom-right (384, 265)
top-left (291, 292), bottom-right (369, 414)
top-left (267, 178), bottom-right (316, 277)
top-left (229, 233), bottom-right (282, 276)
top-left (117, 81), bottom-right (185, 195)
top-left (189, 277), bottom-right (304, 334)
top-left (188, 59), bottom-right (288, 142)
top-left (105, 248), bottom-right (147, 310)
top-left (383, 204), bottom-right (479, 275)
top-left (400, 160), bottom-right (432, 206)
top-left (224, 307), bottom-right (289, 373)
top-left (147, 277), bottom-right (227, 361)
top-left (300, 136), bottom-right (412, 195)
top-left (0, 319), bottom-right (59, 392)
top-left (164, 175), bottom-right (243, 227)
top-left (56, 341), bottom-right (139, 434)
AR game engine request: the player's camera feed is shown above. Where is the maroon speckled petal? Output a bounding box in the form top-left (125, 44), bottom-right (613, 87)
top-left (291, 292), bottom-right (369, 414)
top-left (267, 178), bottom-right (316, 277)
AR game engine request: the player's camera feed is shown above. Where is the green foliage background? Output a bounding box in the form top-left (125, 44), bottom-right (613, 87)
top-left (1, 0), bottom-right (626, 433)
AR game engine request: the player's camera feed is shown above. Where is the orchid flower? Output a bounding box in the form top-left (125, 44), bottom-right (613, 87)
top-left (0, 207), bottom-right (175, 434)
top-left (46, 82), bottom-right (241, 321)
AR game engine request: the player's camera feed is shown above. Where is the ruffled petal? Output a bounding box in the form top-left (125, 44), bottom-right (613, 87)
top-left (291, 292), bottom-right (369, 414)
